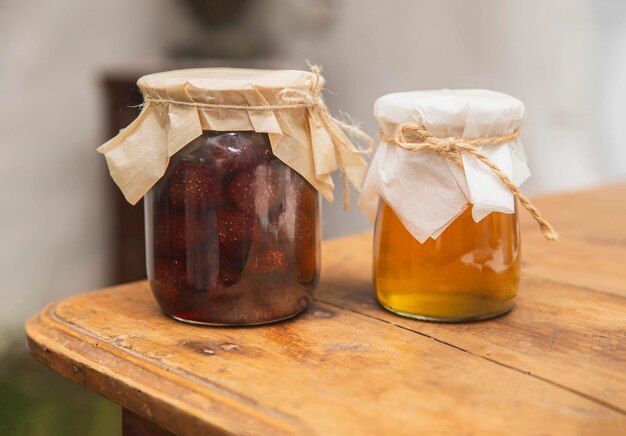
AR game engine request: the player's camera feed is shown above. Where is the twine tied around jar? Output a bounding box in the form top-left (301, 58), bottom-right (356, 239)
top-left (141, 62), bottom-right (374, 211)
top-left (380, 123), bottom-right (558, 241)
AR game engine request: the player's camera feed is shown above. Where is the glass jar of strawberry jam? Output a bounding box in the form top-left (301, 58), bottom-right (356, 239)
top-left (144, 131), bottom-right (320, 325)
top-left (97, 67), bottom-right (368, 325)
top-left (360, 89), bottom-right (556, 322)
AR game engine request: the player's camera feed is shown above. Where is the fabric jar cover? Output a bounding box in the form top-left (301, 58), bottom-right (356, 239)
top-left (98, 67), bottom-right (369, 205)
top-left (359, 89), bottom-right (530, 243)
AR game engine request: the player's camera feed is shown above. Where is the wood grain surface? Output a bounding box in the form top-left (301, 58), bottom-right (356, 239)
top-left (25, 183), bottom-right (626, 435)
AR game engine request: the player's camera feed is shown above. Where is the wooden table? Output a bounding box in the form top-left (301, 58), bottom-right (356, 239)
top-left (26, 184), bottom-right (626, 435)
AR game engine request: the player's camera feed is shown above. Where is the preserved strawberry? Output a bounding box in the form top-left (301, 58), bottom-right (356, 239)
top-left (145, 131), bottom-right (320, 325)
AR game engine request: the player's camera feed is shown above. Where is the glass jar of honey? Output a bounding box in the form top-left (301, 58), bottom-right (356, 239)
top-left (98, 67), bottom-right (368, 325)
top-left (361, 89), bottom-right (555, 322)
top-left (374, 202), bottom-right (520, 321)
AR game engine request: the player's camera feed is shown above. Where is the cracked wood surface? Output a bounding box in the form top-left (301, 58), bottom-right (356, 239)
top-left (25, 183), bottom-right (626, 435)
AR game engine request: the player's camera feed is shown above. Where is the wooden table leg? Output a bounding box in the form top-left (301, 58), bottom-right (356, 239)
top-left (122, 408), bottom-right (174, 436)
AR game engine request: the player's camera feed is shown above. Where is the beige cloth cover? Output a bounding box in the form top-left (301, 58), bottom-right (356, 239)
top-left (97, 68), bottom-right (368, 205)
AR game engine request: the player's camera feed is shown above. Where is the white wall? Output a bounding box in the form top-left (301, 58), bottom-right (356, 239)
top-left (0, 0), bottom-right (187, 328)
top-left (589, 1), bottom-right (626, 179)
top-left (1, 0), bottom-right (624, 328)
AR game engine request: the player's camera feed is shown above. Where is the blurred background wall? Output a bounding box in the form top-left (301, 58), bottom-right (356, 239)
top-left (1, 0), bottom-right (625, 331)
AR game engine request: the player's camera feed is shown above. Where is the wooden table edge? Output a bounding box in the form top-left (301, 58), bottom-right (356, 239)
top-left (25, 297), bottom-right (309, 436)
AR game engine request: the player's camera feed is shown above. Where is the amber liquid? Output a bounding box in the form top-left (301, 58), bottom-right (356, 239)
top-left (374, 202), bottom-right (521, 321)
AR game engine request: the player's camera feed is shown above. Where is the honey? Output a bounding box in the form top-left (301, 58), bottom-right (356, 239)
top-left (374, 202), bottom-right (520, 321)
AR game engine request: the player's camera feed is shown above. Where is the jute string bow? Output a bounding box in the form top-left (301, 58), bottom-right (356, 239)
top-left (143, 64), bottom-right (374, 210)
top-left (380, 123), bottom-right (558, 241)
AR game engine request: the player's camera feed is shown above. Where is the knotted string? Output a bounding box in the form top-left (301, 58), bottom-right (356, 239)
top-left (278, 63), bottom-right (374, 210)
top-left (380, 123), bottom-right (558, 241)
top-left (143, 63), bottom-right (374, 211)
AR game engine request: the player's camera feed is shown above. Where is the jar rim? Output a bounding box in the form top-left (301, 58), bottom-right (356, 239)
top-left (374, 89), bottom-right (525, 132)
top-left (138, 68), bottom-right (316, 95)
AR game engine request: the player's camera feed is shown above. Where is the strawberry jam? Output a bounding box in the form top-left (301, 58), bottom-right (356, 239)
top-left (145, 131), bottom-right (320, 325)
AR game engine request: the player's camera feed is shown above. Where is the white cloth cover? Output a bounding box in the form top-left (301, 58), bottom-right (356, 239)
top-left (359, 89), bottom-right (529, 243)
